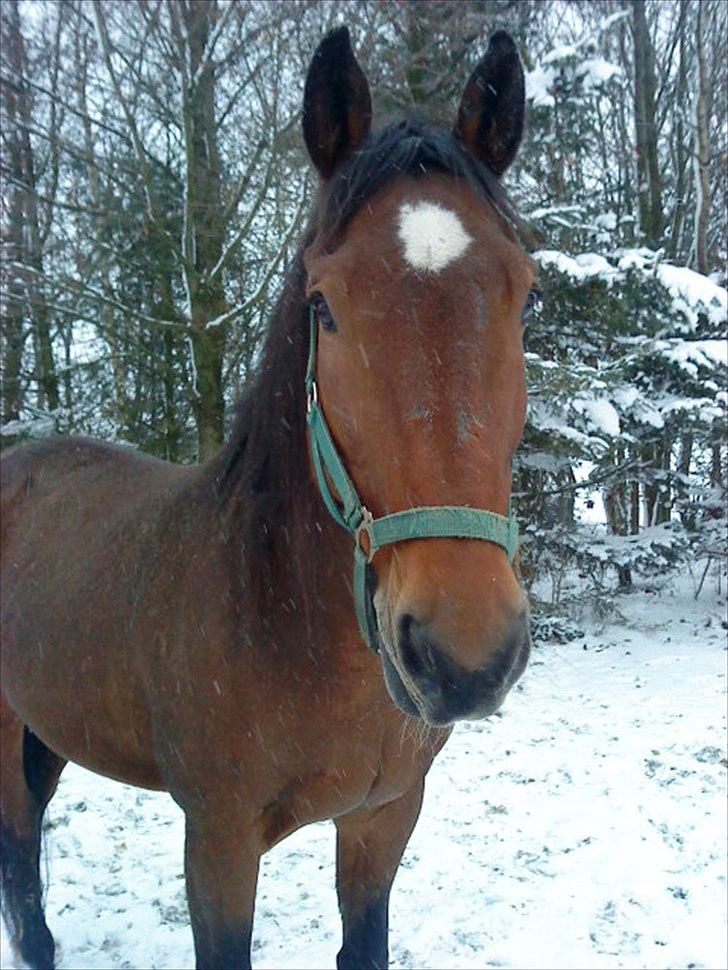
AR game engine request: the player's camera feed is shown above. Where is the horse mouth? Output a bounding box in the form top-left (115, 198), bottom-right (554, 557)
top-left (379, 639), bottom-right (422, 718)
top-left (380, 638), bottom-right (515, 726)
top-left (378, 634), bottom-right (461, 726)
top-left (376, 611), bottom-right (530, 727)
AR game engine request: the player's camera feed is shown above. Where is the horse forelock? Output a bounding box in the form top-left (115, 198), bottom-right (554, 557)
top-left (319, 117), bottom-right (521, 245)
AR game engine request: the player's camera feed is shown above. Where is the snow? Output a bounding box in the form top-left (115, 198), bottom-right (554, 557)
top-left (525, 64), bottom-right (557, 108)
top-left (580, 57), bottom-right (622, 90)
top-left (529, 389), bottom-right (624, 450)
top-left (597, 10), bottom-right (631, 35)
top-left (616, 252), bottom-right (728, 329)
top-left (2, 580), bottom-right (725, 970)
top-left (0, 415), bottom-right (56, 438)
top-left (576, 523), bottom-right (685, 566)
top-left (612, 387), bottom-right (665, 430)
top-left (544, 45), bottom-right (579, 64)
top-left (528, 203), bottom-right (583, 223)
top-left (525, 42), bottom-right (621, 109)
top-left (656, 265), bottom-right (727, 327)
top-left (535, 250), bottom-right (622, 286)
top-left (536, 249), bottom-right (728, 335)
top-left (573, 459), bottom-right (606, 524)
top-left (575, 396), bottom-right (621, 437)
top-left (660, 396), bottom-right (723, 423)
top-left (528, 400), bottom-right (607, 453)
top-left (662, 339), bottom-right (728, 373)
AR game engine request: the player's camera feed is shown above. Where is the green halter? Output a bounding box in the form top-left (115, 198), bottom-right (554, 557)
top-left (305, 308), bottom-right (519, 653)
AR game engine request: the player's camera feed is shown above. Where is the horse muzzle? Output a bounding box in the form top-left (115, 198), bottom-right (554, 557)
top-left (380, 609), bottom-right (531, 726)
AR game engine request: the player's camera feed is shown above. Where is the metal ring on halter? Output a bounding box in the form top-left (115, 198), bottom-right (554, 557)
top-left (354, 507), bottom-right (375, 563)
top-left (306, 380), bottom-right (318, 414)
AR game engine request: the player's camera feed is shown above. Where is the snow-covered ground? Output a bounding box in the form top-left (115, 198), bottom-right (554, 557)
top-left (2, 577), bottom-right (726, 970)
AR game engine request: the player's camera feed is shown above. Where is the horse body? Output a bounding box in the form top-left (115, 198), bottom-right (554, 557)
top-left (1, 26), bottom-right (532, 970)
top-left (2, 436), bottom-right (445, 804)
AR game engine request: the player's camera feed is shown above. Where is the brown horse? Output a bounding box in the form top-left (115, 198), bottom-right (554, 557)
top-left (0, 27), bottom-right (535, 970)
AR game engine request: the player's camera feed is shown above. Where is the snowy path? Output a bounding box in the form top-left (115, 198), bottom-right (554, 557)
top-left (2, 582), bottom-right (726, 970)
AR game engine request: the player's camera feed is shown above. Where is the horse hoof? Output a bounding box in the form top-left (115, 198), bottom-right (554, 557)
top-left (15, 924), bottom-right (55, 970)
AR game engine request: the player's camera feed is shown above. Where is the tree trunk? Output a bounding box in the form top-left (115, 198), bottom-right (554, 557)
top-left (604, 445), bottom-right (633, 588)
top-left (555, 465), bottom-right (576, 526)
top-left (1, 16), bottom-right (26, 433)
top-left (181, 0), bottom-right (228, 461)
top-left (656, 435), bottom-right (672, 525)
top-left (629, 449), bottom-right (640, 535)
top-left (643, 441), bottom-right (657, 527)
top-left (632, 0), bottom-right (662, 247)
top-left (668, 0), bottom-right (689, 259)
top-left (6, 0), bottom-right (59, 414)
top-left (693, 0), bottom-right (711, 274)
top-left (74, 27), bottom-right (132, 438)
top-left (676, 431), bottom-right (694, 528)
top-left (708, 421), bottom-right (723, 520)
top-left (157, 268), bottom-right (182, 463)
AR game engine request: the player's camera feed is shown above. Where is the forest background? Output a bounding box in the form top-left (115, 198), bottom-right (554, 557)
top-left (1, 0), bottom-right (726, 632)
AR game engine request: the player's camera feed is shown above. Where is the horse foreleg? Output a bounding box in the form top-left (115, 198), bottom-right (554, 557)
top-left (183, 804), bottom-right (260, 970)
top-left (334, 779), bottom-right (425, 970)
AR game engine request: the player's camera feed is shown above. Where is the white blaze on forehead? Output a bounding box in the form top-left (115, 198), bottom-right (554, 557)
top-left (397, 200), bottom-right (473, 273)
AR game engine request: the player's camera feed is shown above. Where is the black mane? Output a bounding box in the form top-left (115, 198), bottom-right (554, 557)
top-left (321, 117), bottom-right (517, 241)
top-left (213, 119), bottom-right (516, 600)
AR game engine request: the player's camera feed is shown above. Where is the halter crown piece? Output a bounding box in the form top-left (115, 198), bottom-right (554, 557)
top-left (305, 307), bottom-right (519, 653)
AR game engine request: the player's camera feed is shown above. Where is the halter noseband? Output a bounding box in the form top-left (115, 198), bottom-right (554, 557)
top-left (305, 307), bottom-right (519, 653)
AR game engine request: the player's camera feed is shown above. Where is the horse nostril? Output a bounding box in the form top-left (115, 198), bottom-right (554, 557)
top-left (397, 613), bottom-right (447, 698)
top-left (398, 613), bottom-right (426, 679)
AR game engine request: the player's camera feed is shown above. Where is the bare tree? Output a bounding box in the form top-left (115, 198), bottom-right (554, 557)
top-left (91, 0), bottom-right (311, 458)
top-left (2, 0), bottom-right (61, 416)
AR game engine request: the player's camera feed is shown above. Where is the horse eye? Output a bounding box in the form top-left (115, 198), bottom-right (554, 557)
top-left (311, 294), bottom-right (336, 332)
top-left (522, 287), bottom-right (543, 326)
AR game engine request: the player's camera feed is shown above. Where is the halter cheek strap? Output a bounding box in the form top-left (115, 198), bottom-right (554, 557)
top-left (305, 308), bottom-right (519, 653)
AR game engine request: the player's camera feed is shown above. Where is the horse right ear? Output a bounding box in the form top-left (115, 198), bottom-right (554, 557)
top-left (303, 26), bottom-right (372, 180)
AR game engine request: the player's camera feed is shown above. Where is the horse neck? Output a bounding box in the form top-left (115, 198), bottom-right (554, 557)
top-left (212, 288), bottom-right (357, 658)
top-left (216, 454), bottom-right (355, 659)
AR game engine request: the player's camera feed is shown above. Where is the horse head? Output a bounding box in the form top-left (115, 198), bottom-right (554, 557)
top-left (302, 27), bottom-right (535, 726)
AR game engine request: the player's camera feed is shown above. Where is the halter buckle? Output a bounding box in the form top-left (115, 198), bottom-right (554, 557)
top-left (355, 507), bottom-right (375, 563)
top-left (306, 380), bottom-right (318, 414)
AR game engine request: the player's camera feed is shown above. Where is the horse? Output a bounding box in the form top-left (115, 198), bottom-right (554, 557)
top-left (0, 26), bottom-right (535, 970)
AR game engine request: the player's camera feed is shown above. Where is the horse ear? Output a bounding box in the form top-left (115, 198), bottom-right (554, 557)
top-left (303, 26), bottom-right (372, 180)
top-left (454, 31), bottom-right (525, 177)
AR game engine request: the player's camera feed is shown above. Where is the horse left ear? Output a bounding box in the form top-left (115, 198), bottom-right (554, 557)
top-left (303, 26), bottom-right (372, 180)
top-left (454, 31), bottom-right (525, 177)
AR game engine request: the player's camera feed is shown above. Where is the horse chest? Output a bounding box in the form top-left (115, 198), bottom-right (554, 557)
top-left (145, 594), bottom-right (453, 844)
top-left (252, 702), bottom-right (450, 850)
